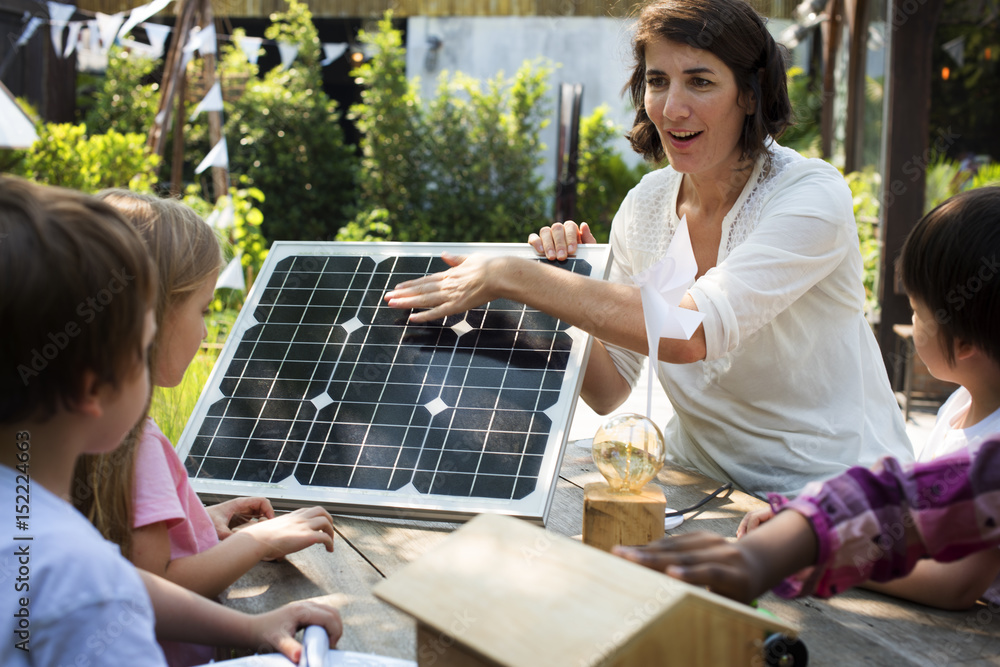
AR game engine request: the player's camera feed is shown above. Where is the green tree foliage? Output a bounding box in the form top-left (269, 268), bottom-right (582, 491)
top-left (781, 66), bottom-right (823, 157)
top-left (574, 105), bottom-right (652, 242)
top-left (8, 123), bottom-right (159, 192)
top-left (211, 5), bottom-right (358, 242)
top-left (349, 13), bottom-right (552, 243)
top-left (84, 46), bottom-right (160, 136)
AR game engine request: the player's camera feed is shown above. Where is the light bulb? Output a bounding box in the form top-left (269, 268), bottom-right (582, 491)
top-left (592, 413), bottom-right (665, 494)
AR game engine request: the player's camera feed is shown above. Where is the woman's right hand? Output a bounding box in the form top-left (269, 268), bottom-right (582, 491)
top-left (528, 221), bottom-right (596, 261)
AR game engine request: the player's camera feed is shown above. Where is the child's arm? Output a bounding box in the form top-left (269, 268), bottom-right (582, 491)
top-left (615, 440), bottom-right (1000, 602)
top-left (138, 569), bottom-right (341, 663)
top-left (132, 506), bottom-right (336, 598)
top-left (615, 510), bottom-right (818, 603)
top-left (862, 549), bottom-right (1000, 610)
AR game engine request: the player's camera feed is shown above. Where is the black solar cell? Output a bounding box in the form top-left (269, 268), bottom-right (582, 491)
top-left (176, 243), bottom-right (611, 524)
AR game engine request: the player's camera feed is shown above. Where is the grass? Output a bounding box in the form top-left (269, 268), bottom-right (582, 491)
top-left (149, 309), bottom-right (238, 446)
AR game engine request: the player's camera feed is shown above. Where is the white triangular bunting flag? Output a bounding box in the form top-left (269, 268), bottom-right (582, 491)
top-left (277, 41), bottom-right (299, 70)
top-left (142, 23), bottom-right (170, 59)
top-left (119, 37), bottom-right (158, 58)
top-left (633, 215), bottom-right (705, 417)
top-left (15, 17), bottom-right (44, 48)
top-left (238, 35), bottom-right (263, 65)
top-left (216, 255), bottom-right (245, 290)
top-left (198, 23), bottom-right (217, 55)
top-left (95, 12), bottom-right (124, 51)
top-left (190, 82), bottom-right (223, 119)
top-left (942, 36), bottom-right (965, 68)
top-left (118, 0), bottom-right (172, 40)
top-left (63, 21), bottom-right (83, 57)
top-left (87, 19), bottom-right (100, 51)
top-left (47, 2), bottom-right (76, 57)
top-left (320, 42), bottom-right (348, 66)
top-left (195, 137), bottom-right (228, 174)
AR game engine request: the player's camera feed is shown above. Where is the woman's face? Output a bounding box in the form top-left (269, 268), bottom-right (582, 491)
top-left (643, 37), bottom-right (750, 180)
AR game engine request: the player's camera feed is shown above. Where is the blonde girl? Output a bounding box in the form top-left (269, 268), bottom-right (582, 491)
top-left (74, 191), bottom-right (335, 667)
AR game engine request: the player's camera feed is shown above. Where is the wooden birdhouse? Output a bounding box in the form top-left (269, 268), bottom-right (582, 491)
top-left (374, 513), bottom-right (801, 667)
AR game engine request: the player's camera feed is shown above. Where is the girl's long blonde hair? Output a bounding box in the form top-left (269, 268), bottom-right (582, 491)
top-left (73, 190), bottom-right (222, 559)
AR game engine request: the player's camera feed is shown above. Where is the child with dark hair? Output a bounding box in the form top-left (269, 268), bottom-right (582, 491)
top-left (0, 177), bottom-right (341, 666)
top-left (614, 187), bottom-right (1000, 608)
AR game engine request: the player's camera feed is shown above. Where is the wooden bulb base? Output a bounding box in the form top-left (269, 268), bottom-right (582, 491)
top-left (582, 482), bottom-right (666, 552)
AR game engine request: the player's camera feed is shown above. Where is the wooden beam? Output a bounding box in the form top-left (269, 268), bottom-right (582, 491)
top-left (876, 0), bottom-right (945, 387)
top-left (820, 0), bottom-right (842, 160)
top-left (842, 0), bottom-right (869, 173)
top-left (147, 0), bottom-right (199, 157)
top-left (198, 0), bottom-right (229, 203)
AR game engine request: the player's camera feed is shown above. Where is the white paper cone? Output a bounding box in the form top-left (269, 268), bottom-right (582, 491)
top-left (190, 82), bottom-right (224, 119)
top-left (15, 17), bottom-right (44, 48)
top-left (633, 215), bottom-right (705, 417)
top-left (239, 36), bottom-right (263, 65)
top-left (118, 0), bottom-right (172, 40)
top-left (142, 23), bottom-right (171, 59)
top-left (320, 42), bottom-right (348, 66)
top-left (216, 256), bottom-right (246, 291)
top-left (95, 12), bottom-right (124, 51)
top-left (63, 21), bottom-right (83, 58)
top-left (278, 41), bottom-right (299, 70)
top-left (195, 137), bottom-right (228, 174)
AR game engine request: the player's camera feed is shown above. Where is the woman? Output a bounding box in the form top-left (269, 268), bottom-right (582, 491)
top-left (385, 0), bottom-right (912, 497)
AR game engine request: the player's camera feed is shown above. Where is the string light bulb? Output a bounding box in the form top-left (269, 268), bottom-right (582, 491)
top-left (592, 413), bottom-right (665, 494)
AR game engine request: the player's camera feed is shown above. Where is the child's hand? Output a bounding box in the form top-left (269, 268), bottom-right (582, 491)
top-left (613, 533), bottom-right (765, 604)
top-left (251, 600), bottom-right (342, 662)
top-left (239, 506), bottom-right (336, 561)
top-left (207, 497), bottom-right (276, 539)
top-left (737, 507), bottom-right (775, 538)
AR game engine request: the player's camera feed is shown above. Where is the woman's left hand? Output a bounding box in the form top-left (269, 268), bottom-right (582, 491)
top-left (207, 497), bottom-right (276, 539)
top-left (384, 252), bottom-right (505, 323)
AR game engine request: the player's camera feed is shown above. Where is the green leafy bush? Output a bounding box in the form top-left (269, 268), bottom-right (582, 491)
top-left (84, 46), bottom-right (160, 136)
top-left (575, 105), bottom-right (652, 242)
top-left (349, 13), bottom-right (552, 243)
top-left (211, 5), bottom-right (358, 243)
top-left (8, 123), bottom-right (159, 192)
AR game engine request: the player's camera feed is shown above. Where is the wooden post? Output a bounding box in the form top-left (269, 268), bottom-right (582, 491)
top-left (820, 0), bottom-right (842, 160)
top-left (169, 63), bottom-right (187, 197)
top-left (582, 481), bottom-right (665, 552)
top-left (198, 0), bottom-right (229, 203)
top-left (843, 0), bottom-right (870, 173)
top-left (876, 0), bottom-right (945, 385)
top-left (147, 0), bottom-right (199, 157)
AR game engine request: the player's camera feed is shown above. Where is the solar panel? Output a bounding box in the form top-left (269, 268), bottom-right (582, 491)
top-left (175, 242), bottom-right (613, 524)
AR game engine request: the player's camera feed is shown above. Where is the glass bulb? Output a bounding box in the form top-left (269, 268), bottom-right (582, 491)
top-left (592, 413), bottom-right (665, 494)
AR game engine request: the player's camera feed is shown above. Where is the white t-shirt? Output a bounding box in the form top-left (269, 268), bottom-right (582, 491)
top-left (0, 464), bottom-right (166, 667)
top-left (917, 387), bottom-right (1000, 461)
top-left (604, 143), bottom-right (914, 497)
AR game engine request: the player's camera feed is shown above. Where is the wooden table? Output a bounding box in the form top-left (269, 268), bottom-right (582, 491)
top-left (221, 445), bottom-right (1000, 665)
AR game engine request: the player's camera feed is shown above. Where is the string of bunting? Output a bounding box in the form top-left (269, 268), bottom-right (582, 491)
top-left (12, 0), bottom-right (350, 67)
top-left (13, 0), bottom-right (354, 240)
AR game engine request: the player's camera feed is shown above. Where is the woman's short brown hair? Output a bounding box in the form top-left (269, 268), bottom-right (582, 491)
top-left (0, 177), bottom-right (156, 423)
top-left (625, 0), bottom-right (793, 168)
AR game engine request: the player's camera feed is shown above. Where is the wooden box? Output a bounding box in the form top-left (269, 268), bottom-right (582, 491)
top-left (374, 513), bottom-right (797, 667)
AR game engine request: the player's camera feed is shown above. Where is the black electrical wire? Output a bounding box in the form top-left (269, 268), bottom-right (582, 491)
top-left (664, 482), bottom-right (733, 518)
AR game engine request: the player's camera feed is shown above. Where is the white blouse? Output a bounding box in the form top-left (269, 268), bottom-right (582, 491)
top-left (604, 143), bottom-right (914, 497)
top-left (917, 387), bottom-right (1000, 462)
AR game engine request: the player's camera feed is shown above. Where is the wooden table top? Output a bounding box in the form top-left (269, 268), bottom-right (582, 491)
top-left (221, 445), bottom-right (1000, 666)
